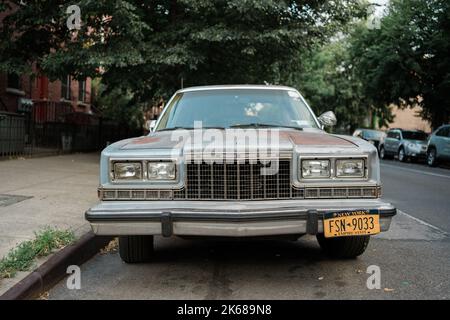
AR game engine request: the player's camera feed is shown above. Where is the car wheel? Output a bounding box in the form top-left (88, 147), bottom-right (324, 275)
top-left (427, 148), bottom-right (437, 167)
top-left (398, 147), bottom-right (406, 162)
top-left (316, 234), bottom-right (370, 259)
top-left (379, 146), bottom-right (386, 159)
top-left (119, 235), bottom-right (154, 263)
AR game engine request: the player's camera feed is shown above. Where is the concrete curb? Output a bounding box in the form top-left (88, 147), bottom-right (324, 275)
top-left (0, 232), bottom-right (113, 300)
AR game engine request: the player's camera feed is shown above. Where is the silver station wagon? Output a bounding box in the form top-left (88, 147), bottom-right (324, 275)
top-left (86, 85), bottom-right (396, 263)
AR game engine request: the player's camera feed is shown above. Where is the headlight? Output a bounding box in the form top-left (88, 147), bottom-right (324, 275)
top-left (113, 162), bottom-right (142, 180)
top-left (301, 160), bottom-right (330, 179)
top-left (148, 162), bottom-right (176, 180)
top-left (336, 159), bottom-right (365, 178)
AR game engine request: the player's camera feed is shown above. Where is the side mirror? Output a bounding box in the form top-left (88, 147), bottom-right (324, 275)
top-left (318, 111), bottom-right (337, 127)
top-left (149, 120), bottom-right (156, 132)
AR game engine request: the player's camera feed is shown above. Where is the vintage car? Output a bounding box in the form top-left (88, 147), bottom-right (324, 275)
top-left (86, 85), bottom-right (396, 263)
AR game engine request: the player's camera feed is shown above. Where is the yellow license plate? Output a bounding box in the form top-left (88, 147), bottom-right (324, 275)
top-left (323, 209), bottom-right (380, 238)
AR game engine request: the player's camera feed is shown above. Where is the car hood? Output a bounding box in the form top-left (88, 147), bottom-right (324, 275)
top-left (118, 129), bottom-right (358, 152)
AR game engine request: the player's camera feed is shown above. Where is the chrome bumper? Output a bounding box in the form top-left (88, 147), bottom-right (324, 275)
top-left (85, 199), bottom-right (396, 237)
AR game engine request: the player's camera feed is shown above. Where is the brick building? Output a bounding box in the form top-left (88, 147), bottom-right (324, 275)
top-left (0, 2), bottom-right (92, 115)
top-left (0, 3), bottom-right (140, 158)
top-left (0, 71), bottom-right (92, 114)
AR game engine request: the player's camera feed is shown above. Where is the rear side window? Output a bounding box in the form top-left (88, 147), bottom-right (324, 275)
top-left (436, 127), bottom-right (450, 137)
top-left (387, 131), bottom-right (396, 138)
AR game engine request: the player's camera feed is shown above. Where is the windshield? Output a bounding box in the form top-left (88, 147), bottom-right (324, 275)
top-left (363, 130), bottom-right (385, 140)
top-left (156, 89), bottom-right (319, 130)
top-left (402, 131), bottom-right (428, 141)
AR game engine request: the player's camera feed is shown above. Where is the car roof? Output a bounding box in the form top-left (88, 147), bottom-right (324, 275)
top-left (177, 84), bottom-right (298, 93)
top-left (388, 128), bottom-right (425, 132)
top-left (355, 128), bottom-right (383, 132)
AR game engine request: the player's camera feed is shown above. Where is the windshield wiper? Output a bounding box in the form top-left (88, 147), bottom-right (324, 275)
top-left (158, 126), bottom-right (194, 131)
top-left (229, 123), bottom-right (303, 131)
top-left (158, 126), bottom-right (226, 131)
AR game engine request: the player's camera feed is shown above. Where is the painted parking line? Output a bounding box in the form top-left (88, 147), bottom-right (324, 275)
top-left (380, 163), bottom-right (450, 179)
top-left (375, 210), bottom-right (448, 241)
top-left (398, 210), bottom-right (448, 234)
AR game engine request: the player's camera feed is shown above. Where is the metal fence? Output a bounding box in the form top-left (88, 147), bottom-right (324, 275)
top-left (0, 102), bottom-right (141, 159)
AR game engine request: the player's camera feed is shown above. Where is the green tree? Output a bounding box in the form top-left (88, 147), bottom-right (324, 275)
top-left (91, 79), bottom-right (143, 128)
top-left (350, 0), bottom-right (450, 129)
top-left (0, 0), bottom-right (366, 103)
top-left (292, 38), bottom-right (392, 133)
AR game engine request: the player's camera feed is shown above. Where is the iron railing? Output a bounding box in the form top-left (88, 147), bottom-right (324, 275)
top-left (0, 101), bottom-right (140, 159)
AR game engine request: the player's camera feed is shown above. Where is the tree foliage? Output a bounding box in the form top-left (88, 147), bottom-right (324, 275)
top-left (349, 0), bottom-right (450, 129)
top-left (0, 0), bottom-right (366, 104)
top-left (91, 78), bottom-right (143, 128)
top-left (292, 38), bottom-right (393, 133)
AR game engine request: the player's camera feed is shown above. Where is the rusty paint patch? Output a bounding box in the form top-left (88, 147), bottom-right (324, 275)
top-left (130, 136), bottom-right (161, 144)
top-left (283, 131), bottom-right (355, 146)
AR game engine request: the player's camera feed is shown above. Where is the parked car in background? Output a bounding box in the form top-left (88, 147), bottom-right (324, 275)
top-left (379, 129), bottom-right (428, 162)
top-left (426, 124), bottom-right (450, 167)
top-left (352, 129), bottom-right (386, 155)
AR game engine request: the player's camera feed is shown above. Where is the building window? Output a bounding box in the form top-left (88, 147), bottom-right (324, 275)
top-left (78, 79), bottom-right (86, 102)
top-left (61, 76), bottom-right (71, 100)
top-left (7, 73), bottom-right (21, 90)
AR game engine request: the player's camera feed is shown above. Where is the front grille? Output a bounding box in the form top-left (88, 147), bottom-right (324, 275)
top-left (177, 160), bottom-right (294, 200)
top-left (100, 159), bottom-right (381, 201)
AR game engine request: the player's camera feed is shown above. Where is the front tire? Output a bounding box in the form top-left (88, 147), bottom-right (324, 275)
top-left (119, 235), bottom-right (154, 263)
top-left (427, 148), bottom-right (437, 167)
top-left (398, 147), bottom-right (406, 162)
top-left (316, 234), bottom-right (370, 259)
top-left (379, 146), bottom-right (387, 159)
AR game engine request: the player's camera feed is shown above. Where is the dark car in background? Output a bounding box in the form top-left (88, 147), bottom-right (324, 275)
top-left (426, 124), bottom-right (450, 167)
top-left (379, 129), bottom-right (428, 162)
top-left (352, 129), bottom-right (386, 154)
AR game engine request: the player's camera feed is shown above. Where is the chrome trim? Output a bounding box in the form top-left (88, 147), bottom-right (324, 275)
top-left (87, 198), bottom-right (395, 236)
top-left (296, 155), bottom-right (370, 185)
top-left (90, 217), bottom-right (393, 236)
top-left (98, 186), bottom-right (381, 201)
top-left (108, 157), bottom-right (183, 189)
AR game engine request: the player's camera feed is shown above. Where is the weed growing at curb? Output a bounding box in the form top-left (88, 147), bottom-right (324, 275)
top-left (0, 227), bottom-right (75, 279)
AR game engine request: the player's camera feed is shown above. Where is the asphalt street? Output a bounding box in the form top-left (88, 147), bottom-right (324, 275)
top-left (48, 159), bottom-right (450, 300)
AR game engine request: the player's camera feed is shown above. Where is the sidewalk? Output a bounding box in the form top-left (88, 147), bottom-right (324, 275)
top-left (0, 153), bottom-right (100, 294)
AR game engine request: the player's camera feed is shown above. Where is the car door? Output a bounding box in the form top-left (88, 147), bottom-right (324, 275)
top-left (383, 131), bottom-right (393, 152)
top-left (442, 126), bottom-right (450, 159)
top-left (431, 126), bottom-right (449, 159)
top-left (392, 131), bottom-right (402, 152)
top-left (384, 130), bottom-right (398, 154)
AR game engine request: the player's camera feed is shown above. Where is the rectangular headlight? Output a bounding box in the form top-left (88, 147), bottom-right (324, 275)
top-left (148, 162), bottom-right (176, 180)
top-left (113, 162), bottom-right (142, 180)
top-left (301, 159), bottom-right (330, 179)
top-left (336, 159), bottom-right (365, 178)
